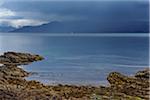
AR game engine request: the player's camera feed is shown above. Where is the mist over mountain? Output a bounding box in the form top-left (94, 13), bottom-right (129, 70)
top-left (11, 20), bottom-right (149, 33)
top-left (0, 26), bottom-right (16, 32)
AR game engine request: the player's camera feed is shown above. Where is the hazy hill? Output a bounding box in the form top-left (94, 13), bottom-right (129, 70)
top-left (0, 26), bottom-right (16, 32)
top-left (11, 21), bottom-right (149, 33)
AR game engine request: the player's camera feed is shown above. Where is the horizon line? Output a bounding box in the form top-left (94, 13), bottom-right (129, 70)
top-left (0, 33), bottom-right (149, 37)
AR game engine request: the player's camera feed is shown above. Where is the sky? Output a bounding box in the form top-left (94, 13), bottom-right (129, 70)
top-left (0, 0), bottom-right (149, 28)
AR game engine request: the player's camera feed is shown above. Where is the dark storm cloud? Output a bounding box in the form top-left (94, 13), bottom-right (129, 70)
top-left (2, 1), bottom-right (148, 19)
top-left (0, 0), bottom-right (149, 30)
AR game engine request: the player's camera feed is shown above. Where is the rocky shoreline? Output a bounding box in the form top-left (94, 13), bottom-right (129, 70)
top-left (0, 52), bottom-right (149, 100)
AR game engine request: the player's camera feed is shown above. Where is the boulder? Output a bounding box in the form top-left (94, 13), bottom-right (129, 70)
top-left (0, 52), bottom-right (44, 65)
top-left (107, 70), bottom-right (150, 99)
top-left (135, 68), bottom-right (149, 79)
top-left (0, 65), bottom-right (29, 78)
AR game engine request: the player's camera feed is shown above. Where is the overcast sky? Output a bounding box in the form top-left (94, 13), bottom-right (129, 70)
top-left (0, 0), bottom-right (149, 28)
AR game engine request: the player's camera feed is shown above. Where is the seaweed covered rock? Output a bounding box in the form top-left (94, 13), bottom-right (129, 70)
top-left (107, 70), bottom-right (150, 99)
top-left (0, 52), bottom-right (44, 65)
top-left (0, 65), bottom-right (29, 78)
top-left (135, 68), bottom-right (149, 79)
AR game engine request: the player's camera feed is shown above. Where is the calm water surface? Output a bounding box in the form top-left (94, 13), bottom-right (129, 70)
top-left (0, 33), bottom-right (149, 85)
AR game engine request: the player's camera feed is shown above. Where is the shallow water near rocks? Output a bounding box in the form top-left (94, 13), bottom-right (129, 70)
top-left (0, 33), bottom-right (149, 85)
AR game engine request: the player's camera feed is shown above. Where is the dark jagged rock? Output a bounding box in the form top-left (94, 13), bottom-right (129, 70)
top-left (107, 71), bottom-right (150, 100)
top-left (0, 52), bottom-right (44, 65)
top-left (135, 68), bottom-right (150, 79)
top-left (0, 65), bottom-right (29, 78)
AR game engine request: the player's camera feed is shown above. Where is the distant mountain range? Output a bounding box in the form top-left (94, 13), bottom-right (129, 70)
top-left (9, 21), bottom-right (149, 33)
top-left (0, 26), bottom-right (16, 32)
top-left (11, 21), bottom-right (102, 33)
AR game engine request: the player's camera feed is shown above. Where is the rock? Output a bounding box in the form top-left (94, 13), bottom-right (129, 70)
top-left (135, 68), bottom-right (149, 79)
top-left (0, 65), bottom-right (29, 78)
top-left (107, 70), bottom-right (149, 100)
top-left (0, 89), bottom-right (18, 100)
top-left (0, 52), bottom-right (44, 65)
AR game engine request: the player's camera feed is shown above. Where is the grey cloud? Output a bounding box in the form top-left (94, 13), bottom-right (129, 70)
top-left (2, 1), bottom-right (148, 21)
top-left (0, 0), bottom-right (149, 30)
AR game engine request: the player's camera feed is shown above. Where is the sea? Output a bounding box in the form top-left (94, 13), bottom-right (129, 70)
top-left (0, 33), bottom-right (149, 86)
